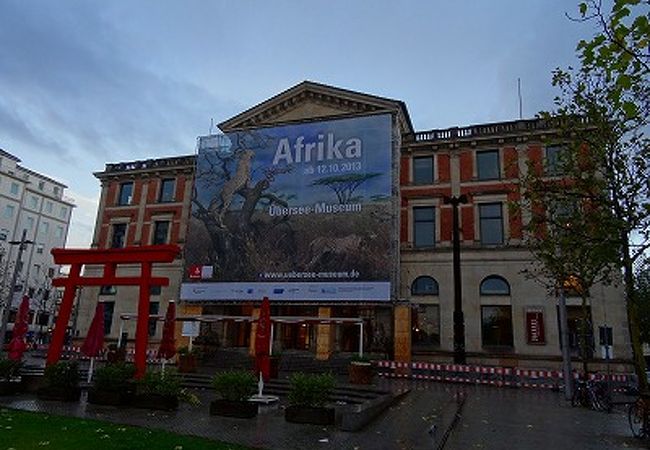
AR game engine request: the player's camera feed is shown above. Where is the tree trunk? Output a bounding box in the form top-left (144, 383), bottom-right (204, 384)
top-left (622, 234), bottom-right (648, 392)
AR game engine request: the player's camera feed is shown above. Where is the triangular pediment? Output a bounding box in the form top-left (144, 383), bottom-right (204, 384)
top-left (218, 81), bottom-right (413, 134)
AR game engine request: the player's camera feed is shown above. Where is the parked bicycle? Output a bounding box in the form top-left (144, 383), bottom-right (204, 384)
top-left (628, 395), bottom-right (649, 439)
top-left (571, 378), bottom-right (612, 412)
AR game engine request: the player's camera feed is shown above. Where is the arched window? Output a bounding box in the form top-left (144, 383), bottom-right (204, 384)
top-left (480, 275), bottom-right (510, 296)
top-left (411, 276), bottom-right (439, 296)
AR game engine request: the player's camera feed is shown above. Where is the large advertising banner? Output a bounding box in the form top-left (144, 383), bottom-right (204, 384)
top-left (181, 114), bottom-right (393, 301)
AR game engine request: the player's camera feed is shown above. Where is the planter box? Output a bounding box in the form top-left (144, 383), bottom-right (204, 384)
top-left (37, 386), bottom-right (81, 402)
top-left (178, 355), bottom-right (197, 373)
top-left (210, 399), bottom-right (258, 418)
top-left (348, 362), bottom-right (373, 385)
top-left (87, 388), bottom-right (134, 406)
top-left (132, 393), bottom-right (179, 411)
top-left (0, 380), bottom-right (22, 396)
top-left (285, 405), bottom-right (335, 425)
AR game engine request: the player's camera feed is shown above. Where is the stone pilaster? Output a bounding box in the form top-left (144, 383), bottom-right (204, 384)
top-left (393, 305), bottom-right (411, 372)
top-left (316, 307), bottom-right (333, 360)
top-left (249, 308), bottom-right (260, 356)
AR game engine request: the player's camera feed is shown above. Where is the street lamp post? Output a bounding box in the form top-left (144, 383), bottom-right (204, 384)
top-left (0, 229), bottom-right (33, 354)
top-left (444, 195), bottom-right (468, 365)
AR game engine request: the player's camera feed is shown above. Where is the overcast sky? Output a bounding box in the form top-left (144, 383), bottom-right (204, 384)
top-left (0, 0), bottom-right (599, 248)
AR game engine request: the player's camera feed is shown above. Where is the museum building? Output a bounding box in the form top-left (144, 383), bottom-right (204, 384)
top-left (74, 81), bottom-right (632, 371)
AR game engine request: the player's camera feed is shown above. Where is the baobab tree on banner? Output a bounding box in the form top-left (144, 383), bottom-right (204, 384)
top-left (311, 173), bottom-right (381, 204)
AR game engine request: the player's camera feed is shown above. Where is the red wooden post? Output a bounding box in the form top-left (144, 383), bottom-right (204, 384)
top-left (134, 261), bottom-right (152, 378)
top-left (46, 263), bottom-right (82, 366)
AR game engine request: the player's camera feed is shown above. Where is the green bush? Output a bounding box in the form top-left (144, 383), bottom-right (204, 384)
top-left (0, 358), bottom-right (22, 380)
top-left (44, 361), bottom-right (79, 389)
top-left (93, 363), bottom-right (135, 392)
top-left (212, 370), bottom-right (256, 401)
top-left (288, 372), bottom-right (335, 407)
top-left (136, 369), bottom-right (182, 396)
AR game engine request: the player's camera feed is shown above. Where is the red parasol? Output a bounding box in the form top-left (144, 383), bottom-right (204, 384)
top-left (81, 302), bottom-right (105, 357)
top-left (157, 300), bottom-right (176, 360)
top-left (81, 302), bottom-right (105, 382)
top-left (7, 296), bottom-right (30, 361)
top-left (255, 296), bottom-right (271, 381)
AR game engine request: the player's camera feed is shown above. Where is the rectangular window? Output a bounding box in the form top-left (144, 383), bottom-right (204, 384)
top-left (38, 181), bottom-right (44, 191)
top-left (0, 229), bottom-right (7, 241)
top-left (479, 203), bottom-right (504, 245)
top-left (413, 156), bottom-right (434, 185)
top-left (29, 196), bottom-right (38, 209)
top-left (55, 226), bottom-right (64, 239)
top-left (103, 302), bottom-right (115, 335)
top-left (111, 223), bottom-right (127, 248)
top-left (481, 306), bottom-right (513, 347)
top-left (152, 221), bottom-right (170, 245)
top-left (53, 186), bottom-right (60, 197)
top-left (4, 205), bottom-right (15, 219)
top-left (545, 145), bottom-right (566, 176)
top-left (476, 150), bottom-right (500, 180)
top-left (45, 201), bottom-right (53, 213)
top-left (36, 243), bottom-right (44, 254)
top-left (149, 285), bottom-right (162, 296)
top-left (10, 182), bottom-right (19, 195)
top-left (413, 206), bottom-right (435, 248)
top-left (148, 302), bottom-right (160, 337)
top-left (59, 207), bottom-right (67, 219)
top-left (411, 304), bottom-right (440, 348)
top-left (159, 179), bottom-right (175, 203)
top-left (39, 221), bottom-right (49, 235)
top-left (118, 182), bottom-right (134, 206)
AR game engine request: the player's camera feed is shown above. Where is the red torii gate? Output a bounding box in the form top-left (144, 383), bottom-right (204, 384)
top-left (47, 245), bottom-right (181, 378)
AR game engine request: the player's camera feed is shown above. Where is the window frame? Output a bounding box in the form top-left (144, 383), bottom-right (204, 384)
top-left (545, 145), bottom-right (566, 176)
top-left (411, 304), bottom-right (441, 349)
top-left (110, 223), bottom-right (127, 248)
top-left (158, 178), bottom-right (176, 203)
top-left (480, 275), bottom-right (511, 296)
top-left (117, 182), bottom-right (134, 206)
top-left (152, 220), bottom-right (170, 245)
top-left (411, 276), bottom-right (440, 296)
top-left (412, 156), bottom-right (434, 185)
top-left (476, 149), bottom-right (500, 181)
top-left (413, 206), bottom-right (436, 248)
top-left (478, 202), bottom-right (504, 245)
top-left (481, 305), bottom-right (514, 348)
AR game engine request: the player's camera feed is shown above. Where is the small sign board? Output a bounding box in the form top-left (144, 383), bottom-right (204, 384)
top-left (526, 309), bottom-right (546, 345)
top-left (181, 321), bottom-right (200, 337)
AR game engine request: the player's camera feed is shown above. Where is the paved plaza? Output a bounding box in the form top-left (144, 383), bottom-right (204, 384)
top-left (0, 377), bottom-right (645, 450)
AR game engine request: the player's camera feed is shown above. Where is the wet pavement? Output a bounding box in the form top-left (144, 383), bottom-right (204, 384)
top-left (0, 378), bottom-right (645, 450)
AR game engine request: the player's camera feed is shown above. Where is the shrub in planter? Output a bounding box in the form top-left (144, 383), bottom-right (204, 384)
top-left (210, 370), bottom-right (257, 418)
top-left (177, 346), bottom-right (199, 373)
top-left (133, 369), bottom-right (199, 411)
top-left (348, 355), bottom-right (373, 385)
top-left (285, 372), bottom-right (336, 425)
top-left (38, 361), bottom-right (81, 402)
top-left (88, 363), bottom-right (136, 406)
top-left (0, 358), bottom-right (22, 395)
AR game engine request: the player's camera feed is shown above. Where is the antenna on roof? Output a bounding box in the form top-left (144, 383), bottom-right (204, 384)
top-left (209, 118), bottom-right (215, 135)
top-left (517, 78), bottom-right (523, 119)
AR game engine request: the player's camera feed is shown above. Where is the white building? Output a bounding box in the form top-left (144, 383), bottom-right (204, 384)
top-left (0, 149), bottom-right (74, 335)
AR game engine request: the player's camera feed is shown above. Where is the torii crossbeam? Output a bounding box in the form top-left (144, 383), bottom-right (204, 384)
top-left (48, 245), bottom-right (181, 377)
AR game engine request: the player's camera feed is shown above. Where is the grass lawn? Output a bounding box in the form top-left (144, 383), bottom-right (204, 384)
top-left (0, 408), bottom-right (251, 450)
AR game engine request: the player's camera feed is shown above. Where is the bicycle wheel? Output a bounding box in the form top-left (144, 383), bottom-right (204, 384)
top-left (628, 401), bottom-right (644, 438)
